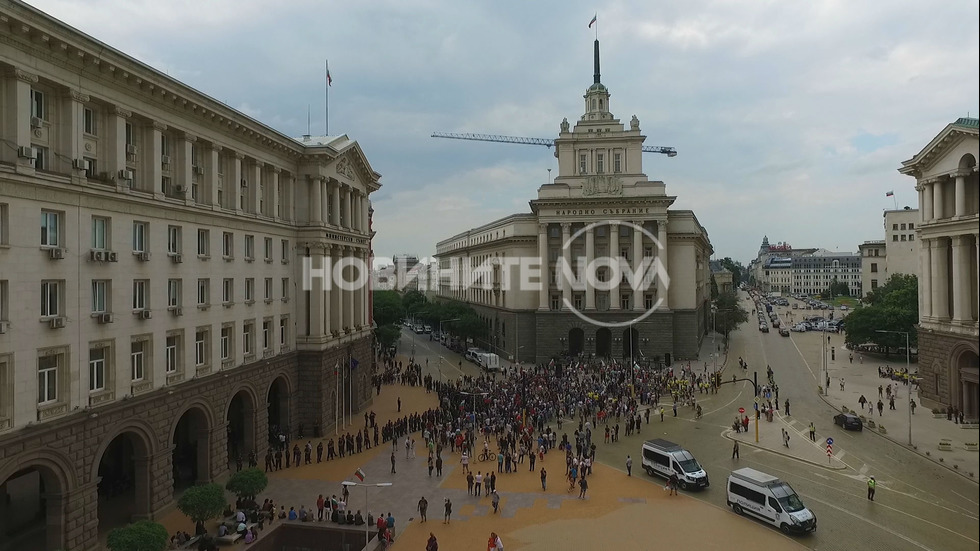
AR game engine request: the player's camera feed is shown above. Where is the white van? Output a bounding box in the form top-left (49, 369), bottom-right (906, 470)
top-left (727, 467), bottom-right (816, 534)
top-left (640, 439), bottom-right (709, 490)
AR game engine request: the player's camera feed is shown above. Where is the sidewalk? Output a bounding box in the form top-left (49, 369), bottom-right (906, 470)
top-left (724, 411), bottom-right (847, 470)
top-left (791, 325), bottom-right (979, 481)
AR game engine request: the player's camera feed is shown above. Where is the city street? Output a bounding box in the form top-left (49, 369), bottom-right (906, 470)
top-left (591, 291), bottom-right (979, 551)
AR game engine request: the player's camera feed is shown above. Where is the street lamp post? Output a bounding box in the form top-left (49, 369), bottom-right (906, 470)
top-left (342, 480), bottom-right (392, 548)
top-left (876, 329), bottom-right (913, 446)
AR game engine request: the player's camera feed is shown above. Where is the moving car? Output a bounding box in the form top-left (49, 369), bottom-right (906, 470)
top-left (759, 323), bottom-right (769, 333)
top-left (728, 468), bottom-right (816, 534)
top-left (779, 327), bottom-right (790, 337)
top-left (833, 413), bottom-right (863, 431)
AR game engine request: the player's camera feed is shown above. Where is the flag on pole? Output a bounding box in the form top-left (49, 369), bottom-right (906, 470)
top-left (354, 468), bottom-right (365, 481)
top-left (350, 357), bottom-right (359, 371)
top-left (327, 68), bottom-right (333, 87)
top-left (885, 190), bottom-right (894, 197)
top-left (588, 14), bottom-right (597, 28)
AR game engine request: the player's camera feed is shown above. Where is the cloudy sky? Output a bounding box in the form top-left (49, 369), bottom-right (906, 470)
top-left (27, 0), bottom-right (979, 266)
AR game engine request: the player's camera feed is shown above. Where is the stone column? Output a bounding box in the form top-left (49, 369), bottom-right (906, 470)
top-left (931, 238), bottom-right (949, 320)
top-left (108, 107), bottom-right (130, 187)
top-left (62, 90), bottom-right (88, 177)
top-left (330, 246), bottom-right (343, 335)
top-left (951, 235), bottom-right (971, 323)
top-left (954, 173), bottom-right (967, 217)
top-left (179, 135), bottom-right (195, 202)
top-left (310, 177), bottom-right (322, 225)
top-left (231, 152), bottom-right (244, 213)
top-left (561, 223), bottom-right (572, 309)
top-left (309, 248), bottom-right (326, 336)
top-left (657, 220), bottom-right (670, 309)
top-left (339, 186), bottom-right (349, 228)
top-left (271, 168), bottom-right (281, 220)
top-left (148, 122), bottom-right (166, 195)
top-left (346, 247), bottom-right (356, 330)
top-left (362, 195), bottom-right (371, 234)
top-left (633, 221), bottom-right (644, 311)
top-left (3, 68), bottom-right (36, 170)
top-left (932, 177), bottom-right (944, 220)
top-left (920, 182), bottom-right (933, 223)
top-left (585, 226), bottom-right (596, 310)
top-left (538, 224), bottom-right (549, 310)
top-left (609, 222), bottom-right (620, 310)
top-left (207, 145), bottom-right (222, 207)
top-left (249, 161), bottom-right (263, 214)
top-left (920, 238), bottom-right (932, 319)
top-left (331, 181), bottom-right (341, 226)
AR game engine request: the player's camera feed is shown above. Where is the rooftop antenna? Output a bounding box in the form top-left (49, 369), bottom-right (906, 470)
top-left (307, 104), bottom-right (311, 138)
top-left (548, 168), bottom-right (552, 184)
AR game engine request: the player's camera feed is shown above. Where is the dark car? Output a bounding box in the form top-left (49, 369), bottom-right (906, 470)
top-left (833, 413), bottom-right (863, 431)
top-left (779, 327), bottom-right (790, 337)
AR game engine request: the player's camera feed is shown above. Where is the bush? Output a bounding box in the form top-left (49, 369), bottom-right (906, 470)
top-left (106, 520), bottom-right (168, 551)
top-left (226, 468), bottom-right (268, 501)
top-left (177, 483), bottom-right (226, 524)
top-left (932, 408), bottom-right (943, 414)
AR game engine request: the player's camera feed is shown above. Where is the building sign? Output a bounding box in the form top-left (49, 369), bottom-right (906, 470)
top-left (553, 207), bottom-right (652, 217)
top-left (582, 175), bottom-right (624, 197)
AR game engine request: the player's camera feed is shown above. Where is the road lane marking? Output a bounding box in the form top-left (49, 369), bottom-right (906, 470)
top-left (952, 489), bottom-right (979, 508)
top-left (836, 450), bottom-right (847, 462)
top-left (803, 495), bottom-right (937, 551)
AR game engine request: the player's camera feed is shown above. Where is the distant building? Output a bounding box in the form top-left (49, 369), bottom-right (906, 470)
top-left (709, 260), bottom-right (734, 295)
top-left (748, 236), bottom-right (816, 294)
top-left (372, 264), bottom-right (398, 291)
top-left (791, 249), bottom-right (862, 298)
top-left (899, 116), bottom-right (978, 418)
top-left (858, 207), bottom-right (921, 297)
top-left (392, 254), bottom-right (421, 291)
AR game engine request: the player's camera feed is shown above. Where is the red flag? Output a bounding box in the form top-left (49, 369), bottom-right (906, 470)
top-left (354, 468), bottom-right (365, 481)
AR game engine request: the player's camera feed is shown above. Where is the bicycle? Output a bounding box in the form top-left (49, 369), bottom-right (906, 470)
top-left (478, 450), bottom-right (492, 462)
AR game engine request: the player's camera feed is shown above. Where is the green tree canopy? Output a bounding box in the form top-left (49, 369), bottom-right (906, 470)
top-left (375, 324), bottom-right (401, 349)
top-left (225, 468), bottom-right (268, 501)
top-left (401, 290), bottom-right (427, 316)
top-left (718, 257), bottom-right (745, 286)
top-left (373, 290), bottom-right (406, 327)
top-left (844, 274), bottom-right (918, 352)
top-left (821, 278), bottom-right (851, 298)
top-left (177, 483), bottom-right (226, 524)
top-left (710, 274), bottom-right (719, 300)
top-left (106, 520), bottom-right (169, 551)
top-left (713, 291), bottom-right (749, 342)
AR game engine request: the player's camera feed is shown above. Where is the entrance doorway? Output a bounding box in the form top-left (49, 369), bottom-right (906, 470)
top-left (596, 328), bottom-right (612, 358)
top-left (97, 432), bottom-right (150, 537)
top-left (226, 391), bottom-right (256, 468)
top-left (172, 408), bottom-right (210, 489)
top-left (568, 328), bottom-right (585, 357)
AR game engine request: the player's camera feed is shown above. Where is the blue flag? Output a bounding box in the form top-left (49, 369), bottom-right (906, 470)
top-left (350, 357), bottom-right (359, 371)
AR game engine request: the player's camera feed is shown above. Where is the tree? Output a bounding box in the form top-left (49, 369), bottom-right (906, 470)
top-left (177, 483), bottom-right (226, 524)
top-left (372, 290), bottom-right (405, 327)
top-left (454, 312), bottom-right (487, 343)
top-left (821, 278), bottom-right (850, 298)
top-left (718, 257), bottom-right (745, 286)
top-left (225, 468), bottom-right (268, 501)
top-left (106, 520), bottom-right (169, 551)
top-left (401, 290), bottom-right (427, 316)
top-left (712, 291), bottom-right (749, 343)
top-left (375, 324), bottom-right (401, 349)
top-left (844, 274), bottom-right (918, 353)
top-left (710, 274), bottom-right (719, 300)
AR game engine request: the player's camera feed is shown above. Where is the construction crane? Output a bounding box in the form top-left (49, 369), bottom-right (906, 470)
top-left (430, 132), bottom-right (677, 157)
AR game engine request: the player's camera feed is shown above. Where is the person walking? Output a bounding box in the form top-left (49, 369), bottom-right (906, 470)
top-left (489, 532), bottom-right (504, 551)
top-left (659, 406), bottom-right (665, 422)
top-left (732, 440), bottom-right (739, 459)
top-left (867, 476), bottom-right (876, 501)
top-left (578, 476), bottom-right (589, 499)
top-left (443, 498), bottom-right (452, 524)
top-left (808, 422), bottom-right (816, 442)
top-left (626, 455), bottom-right (633, 476)
top-left (784, 399), bottom-right (791, 416)
top-left (540, 467), bottom-right (548, 491)
top-left (390, 451), bottom-right (396, 474)
top-left (426, 532), bottom-right (439, 551)
top-left (840, 378), bottom-right (845, 392)
top-left (877, 399), bottom-right (884, 416)
top-left (491, 490), bottom-right (500, 513)
top-left (668, 473), bottom-right (679, 496)
top-left (474, 472), bottom-right (483, 496)
top-left (417, 496), bottom-right (428, 523)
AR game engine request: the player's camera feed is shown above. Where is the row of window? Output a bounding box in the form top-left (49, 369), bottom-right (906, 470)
top-left (578, 151), bottom-right (624, 175)
top-left (27, 317), bottom-right (290, 405)
top-left (892, 223), bottom-right (916, 231)
top-left (549, 292), bottom-right (656, 311)
top-left (892, 233), bottom-right (915, 242)
top-left (36, 209), bottom-right (290, 260)
top-left (33, 277), bottom-right (290, 318)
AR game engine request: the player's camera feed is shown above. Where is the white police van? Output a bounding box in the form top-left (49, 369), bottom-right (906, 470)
top-left (727, 467), bottom-right (816, 534)
top-left (640, 439), bottom-right (709, 490)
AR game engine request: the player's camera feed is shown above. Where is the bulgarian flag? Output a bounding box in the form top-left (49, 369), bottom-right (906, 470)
top-left (589, 14), bottom-right (597, 28)
top-left (354, 468), bottom-right (365, 482)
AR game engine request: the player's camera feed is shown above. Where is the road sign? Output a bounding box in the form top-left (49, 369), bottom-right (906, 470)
top-left (738, 407), bottom-right (745, 414)
top-left (826, 437), bottom-right (834, 446)
top-left (826, 445), bottom-right (833, 457)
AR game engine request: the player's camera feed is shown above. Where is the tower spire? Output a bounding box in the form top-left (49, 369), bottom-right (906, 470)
top-left (593, 39), bottom-right (601, 84)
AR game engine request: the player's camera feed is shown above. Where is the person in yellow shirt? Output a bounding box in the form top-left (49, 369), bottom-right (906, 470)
top-left (867, 476), bottom-right (876, 501)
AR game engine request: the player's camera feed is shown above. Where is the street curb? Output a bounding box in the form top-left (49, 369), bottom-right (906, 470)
top-left (814, 392), bottom-right (978, 483)
top-left (723, 431), bottom-right (848, 471)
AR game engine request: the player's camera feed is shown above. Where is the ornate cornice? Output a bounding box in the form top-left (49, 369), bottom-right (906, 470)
top-left (152, 121), bottom-right (168, 132)
top-left (69, 89), bottom-right (89, 103)
top-left (9, 67), bottom-right (38, 84)
top-left (113, 107), bottom-right (132, 118)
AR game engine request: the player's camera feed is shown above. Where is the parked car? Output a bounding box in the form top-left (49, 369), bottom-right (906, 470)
top-left (839, 305), bottom-right (849, 311)
top-left (759, 324), bottom-right (770, 333)
top-left (790, 324), bottom-right (808, 332)
top-left (833, 413), bottom-right (863, 431)
top-left (779, 327), bottom-right (790, 337)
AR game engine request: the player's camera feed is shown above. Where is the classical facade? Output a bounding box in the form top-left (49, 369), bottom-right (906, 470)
top-left (748, 237), bottom-right (860, 297)
top-left (899, 117), bottom-right (979, 418)
top-left (0, 1), bottom-right (379, 549)
top-left (435, 40), bottom-right (713, 364)
top-left (857, 207), bottom-right (921, 297)
top-left (747, 236), bottom-right (816, 294)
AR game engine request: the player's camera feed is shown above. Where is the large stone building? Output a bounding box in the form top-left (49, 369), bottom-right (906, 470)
top-left (748, 238), bottom-right (860, 297)
top-left (0, 1), bottom-right (379, 549)
top-left (857, 207), bottom-right (921, 297)
top-left (434, 40), bottom-right (713, 365)
top-left (747, 237), bottom-right (816, 294)
top-left (899, 117), bottom-right (979, 419)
